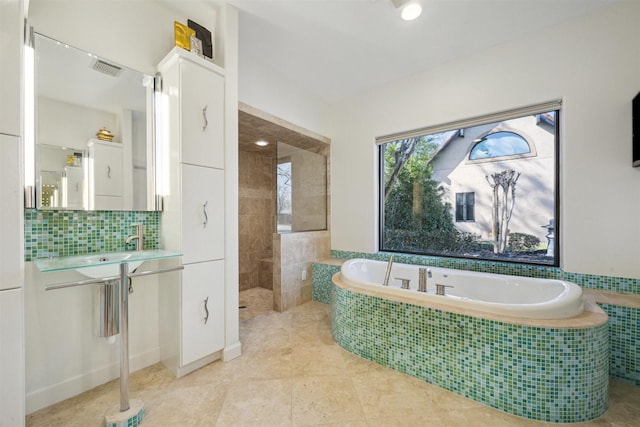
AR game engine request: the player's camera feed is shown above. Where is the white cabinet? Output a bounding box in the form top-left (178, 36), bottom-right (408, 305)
top-left (181, 165), bottom-right (225, 264)
top-left (0, 0), bottom-right (22, 136)
top-left (181, 261), bottom-right (225, 365)
top-left (0, 288), bottom-right (24, 427)
top-left (88, 139), bottom-right (124, 209)
top-left (158, 48), bottom-right (226, 377)
top-left (0, 134), bottom-right (22, 290)
top-left (179, 57), bottom-right (224, 169)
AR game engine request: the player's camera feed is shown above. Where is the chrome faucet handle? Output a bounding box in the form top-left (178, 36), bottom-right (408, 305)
top-left (435, 284), bottom-right (454, 296)
top-left (382, 256), bottom-right (394, 286)
top-left (395, 277), bottom-right (411, 290)
top-left (418, 268), bottom-right (427, 292)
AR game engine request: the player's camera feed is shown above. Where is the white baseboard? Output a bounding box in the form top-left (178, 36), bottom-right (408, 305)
top-left (223, 341), bottom-right (242, 361)
top-left (26, 347), bottom-right (160, 414)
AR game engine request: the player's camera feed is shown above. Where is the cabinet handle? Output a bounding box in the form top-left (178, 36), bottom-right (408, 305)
top-left (75, 183), bottom-right (79, 192)
top-left (203, 296), bottom-right (209, 324)
top-left (107, 165), bottom-right (111, 179)
top-left (203, 201), bottom-right (209, 228)
top-left (202, 105), bottom-right (208, 132)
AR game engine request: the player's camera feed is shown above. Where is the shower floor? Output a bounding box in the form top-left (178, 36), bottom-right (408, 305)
top-left (239, 287), bottom-right (274, 320)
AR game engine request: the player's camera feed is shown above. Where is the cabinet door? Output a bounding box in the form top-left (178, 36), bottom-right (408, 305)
top-left (0, 0), bottom-right (22, 136)
top-left (181, 164), bottom-right (224, 264)
top-left (180, 60), bottom-right (224, 169)
top-left (181, 261), bottom-right (225, 365)
top-left (0, 135), bottom-right (22, 290)
top-left (93, 143), bottom-right (123, 196)
top-left (0, 288), bottom-right (25, 426)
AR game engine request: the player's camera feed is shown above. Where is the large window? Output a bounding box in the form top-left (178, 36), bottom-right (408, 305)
top-left (378, 102), bottom-right (559, 266)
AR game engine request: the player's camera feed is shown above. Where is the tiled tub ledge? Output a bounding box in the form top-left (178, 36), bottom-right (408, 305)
top-left (331, 273), bottom-right (610, 423)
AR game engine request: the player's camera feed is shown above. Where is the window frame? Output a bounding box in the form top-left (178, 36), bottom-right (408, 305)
top-left (377, 101), bottom-right (561, 267)
top-left (455, 192), bottom-right (475, 223)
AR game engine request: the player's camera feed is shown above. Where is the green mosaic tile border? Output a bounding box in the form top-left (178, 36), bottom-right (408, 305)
top-left (312, 263), bottom-right (340, 304)
top-left (24, 210), bottom-right (159, 262)
top-left (330, 250), bottom-right (640, 295)
top-left (599, 303), bottom-right (640, 386)
top-left (332, 284), bottom-right (609, 423)
top-left (105, 404), bottom-right (144, 427)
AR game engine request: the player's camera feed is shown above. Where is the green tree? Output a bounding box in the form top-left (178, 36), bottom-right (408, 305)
top-left (383, 136), bottom-right (460, 252)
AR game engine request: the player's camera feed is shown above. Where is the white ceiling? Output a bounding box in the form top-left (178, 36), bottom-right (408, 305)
top-left (229, 0), bottom-right (621, 103)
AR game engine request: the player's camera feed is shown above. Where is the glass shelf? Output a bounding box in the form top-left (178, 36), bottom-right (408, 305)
top-left (34, 249), bottom-right (182, 273)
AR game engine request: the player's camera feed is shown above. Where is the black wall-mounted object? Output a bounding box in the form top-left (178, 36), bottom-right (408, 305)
top-left (188, 20), bottom-right (213, 59)
top-left (634, 92), bottom-right (640, 167)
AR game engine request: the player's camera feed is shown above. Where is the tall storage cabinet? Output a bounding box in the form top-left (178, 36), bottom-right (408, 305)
top-left (0, 0), bottom-right (25, 424)
top-left (158, 48), bottom-right (226, 377)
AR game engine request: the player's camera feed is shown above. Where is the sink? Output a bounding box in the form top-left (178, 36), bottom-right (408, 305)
top-left (34, 249), bottom-right (183, 278)
top-left (75, 253), bottom-right (144, 279)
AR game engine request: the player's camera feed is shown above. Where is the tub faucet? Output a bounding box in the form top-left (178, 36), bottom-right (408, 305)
top-left (435, 283), bottom-right (454, 296)
top-left (125, 224), bottom-right (144, 251)
top-left (382, 256), bottom-right (394, 286)
top-left (418, 268), bottom-right (432, 292)
top-left (396, 278), bottom-right (411, 290)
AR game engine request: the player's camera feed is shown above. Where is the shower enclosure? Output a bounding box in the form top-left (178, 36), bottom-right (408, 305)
top-left (238, 107), bottom-right (330, 311)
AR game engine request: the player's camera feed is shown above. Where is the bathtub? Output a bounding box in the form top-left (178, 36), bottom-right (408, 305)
top-left (340, 258), bottom-right (584, 319)
top-left (330, 257), bottom-right (609, 423)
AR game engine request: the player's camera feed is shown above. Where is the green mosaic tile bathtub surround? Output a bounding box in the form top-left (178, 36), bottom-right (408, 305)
top-left (312, 263), bottom-right (340, 304)
top-left (332, 284), bottom-right (610, 423)
top-left (599, 303), bottom-right (640, 386)
top-left (330, 250), bottom-right (640, 295)
top-left (24, 210), bottom-right (159, 262)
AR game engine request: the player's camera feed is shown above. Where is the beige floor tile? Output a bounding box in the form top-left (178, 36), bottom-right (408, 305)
top-left (215, 378), bottom-right (292, 427)
top-left (142, 383), bottom-right (228, 426)
top-left (292, 375), bottom-right (365, 426)
top-left (291, 343), bottom-right (349, 377)
top-left (242, 325), bottom-right (292, 355)
top-left (232, 346), bottom-right (293, 381)
top-left (292, 320), bottom-right (336, 346)
top-left (351, 368), bottom-right (442, 419)
top-left (25, 299), bottom-right (640, 427)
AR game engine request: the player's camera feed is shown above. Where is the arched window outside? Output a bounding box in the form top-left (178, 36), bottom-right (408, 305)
top-left (469, 131), bottom-right (531, 161)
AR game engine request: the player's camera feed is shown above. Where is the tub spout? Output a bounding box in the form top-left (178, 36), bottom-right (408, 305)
top-left (382, 256), bottom-right (394, 286)
top-left (418, 268), bottom-right (432, 292)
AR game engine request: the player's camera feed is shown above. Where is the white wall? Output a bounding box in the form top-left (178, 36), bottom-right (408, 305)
top-left (329, 1), bottom-right (640, 278)
top-left (28, 0), bottom-right (218, 76)
top-left (38, 97), bottom-right (119, 150)
top-left (24, 262), bottom-right (161, 413)
top-left (239, 51), bottom-right (330, 138)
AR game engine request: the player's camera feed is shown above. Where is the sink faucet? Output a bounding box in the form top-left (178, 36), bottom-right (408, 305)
top-left (382, 256), bottom-right (394, 286)
top-left (418, 268), bottom-right (432, 292)
top-left (125, 224), bottom-right (144, 251)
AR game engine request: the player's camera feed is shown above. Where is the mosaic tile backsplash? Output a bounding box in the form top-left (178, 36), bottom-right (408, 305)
top-left (332, 284), bottom-right (610, 423)
top-left (24, 210), bottom-right (159, 261)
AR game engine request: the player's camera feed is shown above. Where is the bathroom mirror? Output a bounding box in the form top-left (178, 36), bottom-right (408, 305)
top-left (32, 33), bottom-right (157, 211)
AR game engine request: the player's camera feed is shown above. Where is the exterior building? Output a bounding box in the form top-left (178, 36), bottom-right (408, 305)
top-left (429, 113), bottom-right (556, 244)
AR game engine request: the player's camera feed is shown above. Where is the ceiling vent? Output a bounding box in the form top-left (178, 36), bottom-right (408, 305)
top-left (92, 59), bottom-right (122, 77)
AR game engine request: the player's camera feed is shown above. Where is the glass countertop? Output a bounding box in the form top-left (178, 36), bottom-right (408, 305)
top-left (34, 249), bottom-right (183, 273)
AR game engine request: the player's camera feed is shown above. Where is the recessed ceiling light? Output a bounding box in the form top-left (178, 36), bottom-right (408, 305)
top-left (392, 0), bottom-right (423, 21)
top-left (401, 3), bottom-right (422, 21)
top-left (255, 140), bottom-right (269, 147)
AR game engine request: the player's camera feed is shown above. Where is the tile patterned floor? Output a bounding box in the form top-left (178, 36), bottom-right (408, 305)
top-left (26, 294), bottom-right (640, 426)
